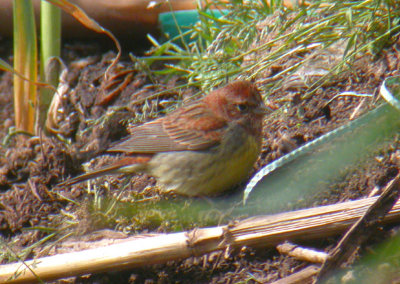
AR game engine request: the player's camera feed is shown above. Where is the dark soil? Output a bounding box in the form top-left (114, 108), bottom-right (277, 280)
top-left (1, 32), bottom-right (400, 283)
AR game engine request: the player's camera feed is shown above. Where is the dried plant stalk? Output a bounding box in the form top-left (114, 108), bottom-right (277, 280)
top-left (1, 195), bottom-right (400, 283)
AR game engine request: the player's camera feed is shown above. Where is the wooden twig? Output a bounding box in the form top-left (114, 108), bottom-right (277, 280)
top-left (2, 194), bottom-right (400, 283)
top-left (277, 242), bottom-right (327, 263)
top-left (271, 265), bottom-right (320, 284)
top-left (314, 174), bottom-right (400, 283)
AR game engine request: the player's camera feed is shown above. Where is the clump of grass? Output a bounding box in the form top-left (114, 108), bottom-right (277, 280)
top-left (142, 0), bottom-right (280, 89)
top-left (143, 0), bottom-right (400, 96)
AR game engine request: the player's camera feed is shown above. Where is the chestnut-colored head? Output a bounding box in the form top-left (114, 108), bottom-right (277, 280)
top-left (204, 80), bottom-right (266, 136)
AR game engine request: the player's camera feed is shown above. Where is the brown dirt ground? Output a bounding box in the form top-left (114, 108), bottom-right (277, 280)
top-left (1, 33), bottom-right (400, 283)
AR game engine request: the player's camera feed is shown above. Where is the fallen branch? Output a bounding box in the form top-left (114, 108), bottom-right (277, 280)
top-left (314, 174), bottom-right (400, 283)
top-left (2, 194), bottom-right (400, 283)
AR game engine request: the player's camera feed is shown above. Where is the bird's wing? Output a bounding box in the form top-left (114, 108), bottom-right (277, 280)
top-left (108, 102), bottom-right (227, 153)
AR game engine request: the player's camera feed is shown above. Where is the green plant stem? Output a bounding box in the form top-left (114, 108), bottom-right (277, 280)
top-left (13, 0), bottom-right (38, 133)
top-left (39, 0), bottom-right (61, 132)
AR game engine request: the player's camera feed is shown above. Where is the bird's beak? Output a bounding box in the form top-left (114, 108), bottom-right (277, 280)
top-left (255, 104), bottom-right (270, 116)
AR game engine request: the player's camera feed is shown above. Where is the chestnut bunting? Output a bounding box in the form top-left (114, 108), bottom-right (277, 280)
top-left (61, 80), bottom-right (267, 196)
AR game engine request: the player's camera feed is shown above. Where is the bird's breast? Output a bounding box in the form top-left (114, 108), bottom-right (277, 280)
top-left (147, 125), bottom-right (261, 196)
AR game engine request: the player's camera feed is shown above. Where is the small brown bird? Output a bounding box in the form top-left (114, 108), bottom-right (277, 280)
top-left (61, 80), bottom-right (266, 196)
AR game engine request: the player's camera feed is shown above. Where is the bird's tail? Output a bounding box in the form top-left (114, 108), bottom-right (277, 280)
top-left (58, 156), bottom-right (150, 187)
top-left (58, 165), bottom-right (122, 187)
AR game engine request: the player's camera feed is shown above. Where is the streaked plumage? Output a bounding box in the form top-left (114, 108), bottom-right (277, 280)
top-left (60, 80), bottom-right (266, 196)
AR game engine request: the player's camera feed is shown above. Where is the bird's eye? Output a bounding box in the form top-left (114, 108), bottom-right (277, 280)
top-left (236, 103), bottom-right (248, 113)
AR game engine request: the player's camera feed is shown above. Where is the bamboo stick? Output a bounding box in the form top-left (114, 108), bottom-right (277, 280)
top-left (1, 195), bottom-right (400, 283)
